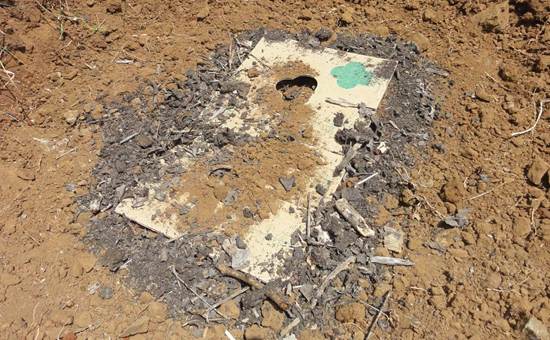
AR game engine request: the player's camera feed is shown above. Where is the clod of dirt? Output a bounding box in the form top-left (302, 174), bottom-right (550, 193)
top-left (50, 310), bottom-right (74, 326)
top-left (535, 55), bottom-right (550, 72)
top-left (512, 216), bottom-right (531, 238)
top-left (498, 63), bottom-right (519, 82)
top-left (244, 325), bottom-right (275, 340)
top-left (219, 300), bottom-right (240, 320)
top-left (261, 301), bottom-right (285, 331)
top-left (315, 27), bottom-right (333, 41)
top-left (440, 178), bottom-right (466, 203)
top-left (472, 1), bottom-right (510, 33)
top-left (119, 317), bottom-right (149, 338)
top-left (335, 302), bottom-right (366, 323)
top-left (340, 7), bottom-right (354, 25)
top-left (196, 5), bottom-right (210, 20)
top-left (475, 88), bottom-right (492, 102)
top-left (105, 0), bottom-right (122, 14)
top-left (63, 109), bottom-right (79, 125)
top-left (408, 32), bottom-right (430, 52)
top-left (422, 9), bottom-right (440, 23)
top-left (443, 209), bottom-right (469, 228)
top-left (527, 157), bottom-right (549, 186)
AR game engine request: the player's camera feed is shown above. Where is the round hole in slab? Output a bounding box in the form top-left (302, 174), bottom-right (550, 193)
top-left (276, 76), bottom-right (318, 102)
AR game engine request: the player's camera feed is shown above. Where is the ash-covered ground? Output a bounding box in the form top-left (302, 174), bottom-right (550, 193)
top-left (79, 28), bottom-right (443, 336)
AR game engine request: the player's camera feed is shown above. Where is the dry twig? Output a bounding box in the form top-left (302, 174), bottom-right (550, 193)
top-left (511, 99), bottom-right (549, 137)
top-left (365, 291), bottom-right (391, 339)
top-left (310, 255), bottom-right (356, 308)
top-left (215, 264), bottom-right (290, 311)
top-left (171, 266), bottom-right (227, 321)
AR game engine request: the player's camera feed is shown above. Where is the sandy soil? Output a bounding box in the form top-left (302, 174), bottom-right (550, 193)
top-left (0, 0), bottom-right (548, 339)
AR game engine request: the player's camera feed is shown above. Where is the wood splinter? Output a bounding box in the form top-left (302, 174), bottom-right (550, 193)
top-left (335, 198), bottom-right (375, 237)
top-left (215, 263), bottom-right (290, 311)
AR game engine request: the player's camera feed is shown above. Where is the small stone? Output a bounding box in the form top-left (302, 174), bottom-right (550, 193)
top-left (524, 316), bottom-right (549, 340)
top-left (119, 317), bottom-right (149, 338)
top-left (384, 226), bottom-right (404, 253)
top-left (265, 233), bottom-right (273, 241)
top-left (315, 27), bottom-right (332, 41)
top-left (159, 248), bottom-right (168, 262)
top-left (279, 176), bottom-right (295, 192)
top-left (299, 284), bottom-right (314, 302)
top-left (333, 112), bottom-right (345, 127)
top-left (261, 301), bottom-right (285, 331)
top-left (476, 88), bottom-right (492, 102)
top-left (335, 302), bottom-right (365, 323)
top-left (315, 184), bottom-right (327, 195)
top-left (106, 0), bottom-right (122, 14)
top-left (235, 236), bottom-right (247, 249)
top-left (448, 248), bottom-right (468, 258)
top-left (98, 286), bottom-right (113, 299)
top-left (139, 292), bottom-right (155, 304)
top-left (429, 295), bottom-right (447, 309)
top-left (243, 207), bottom-right (254, 218)
top-left (527, 157), bottom-right (549, 186)
top-left (63, 110), bottom-right (79, 125)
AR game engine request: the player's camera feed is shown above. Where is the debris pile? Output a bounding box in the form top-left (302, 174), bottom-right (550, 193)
top-left (80, 29), bottom-right (440, 337)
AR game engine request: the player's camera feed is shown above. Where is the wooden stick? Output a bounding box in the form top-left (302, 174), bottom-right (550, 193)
top-left (335, 198), bottom-right (375, 237)
top-left (306, 193), bottom-right (311, 239)
top-left (370, 256), bottom-right (414, 266)
top-left (365, 291), bottom-right (391, 339)
top-left (310, 256), bottom-right (356, 308)
top-left (171, 266), bottom-right (227, 321)
top-left (215, 264), bottom-right (290, 311)
top-left (203, 287), bottom-right (249, 319)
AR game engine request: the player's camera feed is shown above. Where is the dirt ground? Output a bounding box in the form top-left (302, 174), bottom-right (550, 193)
top-left (1, 0), bottom-right (549, 339)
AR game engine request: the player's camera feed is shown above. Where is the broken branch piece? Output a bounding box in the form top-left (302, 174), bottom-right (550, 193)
top-left (370, 256), bottom-right (414, 266)
top-left (215, 264), bottom-right (290, 311)
top-left (310, 255), bottom-right (356, 309)
top-left (334, 198), bottom-right (375, 237)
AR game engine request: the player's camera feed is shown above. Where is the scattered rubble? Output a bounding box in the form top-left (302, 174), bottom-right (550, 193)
top-left (81, 28), bottom-right (438, 334)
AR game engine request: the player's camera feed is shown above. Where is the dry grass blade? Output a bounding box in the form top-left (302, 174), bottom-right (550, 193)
top-left (0, 33), bottom-right (16, 89)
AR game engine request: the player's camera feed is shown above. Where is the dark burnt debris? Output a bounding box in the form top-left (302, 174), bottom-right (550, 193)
top-left (79, 28), bottom-right (440, 334)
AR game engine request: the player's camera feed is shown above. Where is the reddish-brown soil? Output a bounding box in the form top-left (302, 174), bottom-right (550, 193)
top-left (1, 0), bottom-right (548, 339)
